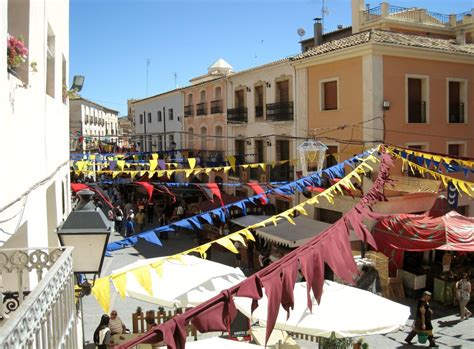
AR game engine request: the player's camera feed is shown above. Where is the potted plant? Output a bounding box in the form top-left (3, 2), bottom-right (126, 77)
top-left (7, 34), bottom-right (28, 72)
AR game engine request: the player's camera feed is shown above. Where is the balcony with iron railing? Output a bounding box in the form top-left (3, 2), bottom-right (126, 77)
top-left (227, 107), bottom-right (248, 124)
top-left (196, 102), bottom-right (207, 116)
top-left (184, 105), bottom-right (194, 117)
top-left (449, 102), bottom-right (465, 123)
top-left (408, 101), bottom-right (427, 123)
top-left (210, 100), bottom-right (223, 114)
top-left (266, 101), bottom-right (294, 122)
top-left (0, 247), bottom-right (78, 348)
top-left (362, 3), bottom-right (472, 28)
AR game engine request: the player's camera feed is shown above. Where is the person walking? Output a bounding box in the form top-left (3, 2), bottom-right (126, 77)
top-left (456, 272), bottom-right (472, 320)
top-left (125, 217), bottom-right (135, 237)
top-left (405, 291), bottom-right (437, 347)
top-left (114, 205), bottom-right (124, 234)
top-left (93, 314), bottom-right (112, 348)
top-left (135, 209), bottom-right (146, 233)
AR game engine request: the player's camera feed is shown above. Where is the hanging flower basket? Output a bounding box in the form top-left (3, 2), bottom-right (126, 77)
top-left (7, 34), bottom-right (28, 70)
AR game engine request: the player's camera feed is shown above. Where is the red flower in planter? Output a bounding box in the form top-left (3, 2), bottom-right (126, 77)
top-left (7, 34), bottom-right (28, 69)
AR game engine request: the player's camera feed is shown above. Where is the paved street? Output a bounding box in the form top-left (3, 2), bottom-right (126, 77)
top-left (82, 222), bottom-right (474, 348)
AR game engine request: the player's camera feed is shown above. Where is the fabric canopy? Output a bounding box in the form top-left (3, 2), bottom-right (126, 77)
top-left (232, 215), bottom-right (361, 247)
top-left (111, 255), bottom-right (245, 308)
top-left (372, 210), bottom-right (474, 273)
top-left (185, 338), bottom-right (262, 349)
top-left (235, 281), bottom-right (410, 338)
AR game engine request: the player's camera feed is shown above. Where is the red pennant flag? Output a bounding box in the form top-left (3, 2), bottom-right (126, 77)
top-left (71, 183), bottom-right (89, 193)
top-left (196, 183), bottom-right (224, 207)
top-left (135, 182), bottom-right (154, 202)
top-left (247, 182), bottom-right (268, 204)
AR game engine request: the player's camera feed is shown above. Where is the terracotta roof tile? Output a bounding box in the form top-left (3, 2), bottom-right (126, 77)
top-left (291, 29), bottom-right (474, 60)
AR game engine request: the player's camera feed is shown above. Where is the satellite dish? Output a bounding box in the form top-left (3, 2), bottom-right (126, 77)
top-left (297, 28), bottom-right (306, 38)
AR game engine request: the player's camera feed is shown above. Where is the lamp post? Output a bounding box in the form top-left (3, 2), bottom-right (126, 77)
top-left (57, 189), bottom-right (112, 346)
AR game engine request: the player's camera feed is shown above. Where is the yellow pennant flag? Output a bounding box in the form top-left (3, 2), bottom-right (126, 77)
top-left (226, 155), bottom-right (236, 169)
top-left (91, 276), bottom-right (111, 314)
top-left (166, 170), bottom-right (174, 178)
top-left (205, 168), bottom-right (213, 174)
top-left (111, 273), bottom-right (127, 299)
top-left (294, 205), bottom-right (308, 216)
top-left (132, 267), bottom-right (153, 296)
top-left (242, 165), bottom-right (249, 169)
top-left (223, 166), bottom-right (231, 174)
top-left (112, 171), bottom-right (119, 178)
top-left (185, 170), bottom-right (194, 178)
top-left (75, 161), bottom-right (85, 171)
top-left (149, 160), bottom-right (158, 171)
top-left (188, 158), bottom-right (197, 170)
top-left (125, 163), bottom-right (131, 169)
top-left (133, 155), bottom-right (139, 161)
top-left (157, 171), bottom-right (165, 177)
top-left (279, 212), bottom-right (295, 225)
top-left (229, 233), bottom-right (247, 247)
top-left (117, 160), bottom-right (125, 171)
top-left (193, 243), bottom-right (212, 259)
top-left (89, 155), bottom-right (96, 161)
top-left (240, 229), bottom-right (255, 241)
top-left (130, 171), bottom-right (138, 180)
top-left (216, 237), bottom-right (239, 254)
top-left (259, 163), bottom-right (266, 171)
top-left (152, 153), bottom-right (159, 160)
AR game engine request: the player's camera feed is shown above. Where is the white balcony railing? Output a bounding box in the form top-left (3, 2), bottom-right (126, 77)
top-left (0, 247), bottom-right (78, 349)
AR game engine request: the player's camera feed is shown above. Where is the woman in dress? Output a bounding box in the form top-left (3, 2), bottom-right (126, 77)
top-left (456, 272), bottom-right (472, 320)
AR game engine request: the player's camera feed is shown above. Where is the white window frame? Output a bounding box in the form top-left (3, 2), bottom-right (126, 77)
top-left (405, 142), bottom-right (430, 151)
top-left (446, 141), bottom-right (467, 157)
top-left (446, 78), bottom-right (468, 124)
top-left (405, 74), bottom-right (430, 124)
top-left (319, 77), bottom-right (339, 112)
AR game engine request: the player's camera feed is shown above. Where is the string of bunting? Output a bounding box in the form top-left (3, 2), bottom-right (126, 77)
top-left (114, 149), bottom-right (392, 349)
top-left (92, 149), bottom-right (380, 315)
top-left (387, 148), bottom-right (474, 197)
top-left (388, 145), bottom-right (474, 174)
top-left (105, 151), bottom-right (373, 252)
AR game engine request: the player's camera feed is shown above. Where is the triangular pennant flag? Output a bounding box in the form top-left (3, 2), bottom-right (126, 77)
top-left (152, 153), bottom-right (159, 160)
top-left (117, 160), bottom-right (125, 171)
top-left (149, 159), bottom-right (158, 172)
top-left (216, 237), bottom-right (239, 253)
top-left (75, 161), bottom-right (85, 171)
top-left (91, 276), bottom-right (111, 314)
top-left (132, 266), bottom-right (153, 296)
top-left (226, 155), bottom-right (236, 169)
top-left (193, 243), bottom-right (212, 259)
top-left (112, 171), bottom-right (119, 178)
top-left (188, 158), bottom-right (197, 170)
top-left (111, 273), bottom-right (127, 299)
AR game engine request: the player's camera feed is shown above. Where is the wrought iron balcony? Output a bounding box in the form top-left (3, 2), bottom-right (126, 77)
top-left (184, 105), bottom-right (194, 117)
top-left (227, 107), bottom-right (248, 124)
top-left (210, 100), bottom-right (223, 114)
top-left (408, 101), bottom-right (426, 123)
top-left (196, 102), bottom-right (207, 116)
top-left (0, 247), bottom-right (78, 348)
top-left (266, 101), bottom-right (294, 122)
top-left (449, 102), bottom-right (465, 123)
top-left (255, 105), bottom-right (264, 118)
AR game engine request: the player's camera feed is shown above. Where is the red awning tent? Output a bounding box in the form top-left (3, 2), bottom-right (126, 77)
top-left (372, 210), bottom-right (474, 274)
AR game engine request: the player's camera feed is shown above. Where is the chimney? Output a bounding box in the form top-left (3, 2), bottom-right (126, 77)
top-left (352, 0), bottom-right (366, 34)
top-left (337, 24), bottom-right (343, 29)
top-left (314, 18), bottom-right (323, 46)
top-left (456, 29), bottom-right (466, 45)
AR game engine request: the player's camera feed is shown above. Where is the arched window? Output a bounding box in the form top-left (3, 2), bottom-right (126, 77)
top-left (215, 125), bottom-right (223, 150)
top-left (200, 127), bottom-right (207, 150)
top-left (200, 90), bottom-right (206, 102)
top-left (215, 86), bottom-right (222, 100)
top-left (188, 127), bottom-right (194, 149)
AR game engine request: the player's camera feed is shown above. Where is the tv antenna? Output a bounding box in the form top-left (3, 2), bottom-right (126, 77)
top-left (321, 0), bottom-right (329, 31)
top-left (174, 72), bottom-right (178, 89)
top-left (297, 28), bottom-right (306, 41)
top-left (146, 58), bottom-right (150, 97)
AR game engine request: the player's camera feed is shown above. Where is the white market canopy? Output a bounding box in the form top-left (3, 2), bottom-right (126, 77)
top-left (185, 337), bottom-right (263, 349)
top-left (232, 215), bottom-right (332, 247)
top-left (235, 281), bottom-right (410, 338)
top-left (111, 255), bottom-right (245, 308)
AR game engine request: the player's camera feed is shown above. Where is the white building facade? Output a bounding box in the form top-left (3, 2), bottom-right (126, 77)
top-left (133, 90), bottom-right (184, 155)
top-left (69, 97), bottom-right (119, 152)
top-left (0, 0), bottom-right (79, 347)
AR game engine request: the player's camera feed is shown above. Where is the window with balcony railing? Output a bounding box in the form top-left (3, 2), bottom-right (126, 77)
top-left (407, 77), bottom-right (428, 123)
top-left (227, 107), bottom-right (248, 124)
top-left (210, 100), bottom-right (223, 114)
top-left (184, 105), bottom-right (194, 117)
top-left (448, 80), bottom-right (466, 123)
top-left (196, 102), bottom-right (207, 116)
top-left (266, 101), bottom-right (294, 122)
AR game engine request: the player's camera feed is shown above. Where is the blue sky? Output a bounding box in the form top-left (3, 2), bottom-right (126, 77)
top-left (70, 0), bottom-right (472, 115)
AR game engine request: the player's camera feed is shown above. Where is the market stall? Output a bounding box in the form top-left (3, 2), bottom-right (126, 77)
top-left (372, 210), bottom-right (474, 301)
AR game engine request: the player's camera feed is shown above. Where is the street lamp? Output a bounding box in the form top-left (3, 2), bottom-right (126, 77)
top-left (57, 189), bottom-right (112, 296)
